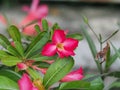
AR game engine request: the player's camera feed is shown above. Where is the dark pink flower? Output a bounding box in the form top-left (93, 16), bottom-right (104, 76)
top-left (17, 63), bottom-right (28, 70)
top-left (42, 30), bottom-right (79, 58)
top-left (60, 67), bottom-right (84, 82)
top-left (18, 73), bottom-right (38, 90)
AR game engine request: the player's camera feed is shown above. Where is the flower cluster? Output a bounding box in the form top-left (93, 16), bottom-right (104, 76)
top-left (0, 0), bottom-right (85, 90)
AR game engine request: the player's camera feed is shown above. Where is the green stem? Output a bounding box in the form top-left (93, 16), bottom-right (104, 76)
top-left (102, 29), bottom-right (119, 44)
top-left (87, 23), bottom-right (101, 43)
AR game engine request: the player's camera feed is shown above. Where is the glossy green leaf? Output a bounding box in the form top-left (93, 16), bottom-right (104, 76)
top-left (59, 80), bottom-right (90, 90)
top-left (27, 68), bottom-right (42, 80)
top-left (0, 76), bottom-right (19, 90)
top-left (1, 56), bottom-right (22, 66)
top-left (0, 69), bottom-right (21, 82)
top-left (67, 33), bottom-right (83, 41)
top-left (0, 50), bottom-right (9, 59)
top-left (35, 24), bottom-right (41, 33)
top-left (42, 19), bottom-right (48, 31)
top-left (43, 57), bottom-right (74, 89)
top-left (31, 54), bottom-right (57, 61)
top-left (0, 34), bottom-right (10, 48)
top-left (7, 45), bottom-right (21, 57)
top-left (8, 25), bottom-right (21, 43)
top-left (25, 31), bottom-right (49, 58)
top-left (14, 41), bottom-right (24, 57)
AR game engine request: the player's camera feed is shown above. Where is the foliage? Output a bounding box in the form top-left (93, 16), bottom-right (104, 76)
top-left (0, 1), bottom-right (120, 90)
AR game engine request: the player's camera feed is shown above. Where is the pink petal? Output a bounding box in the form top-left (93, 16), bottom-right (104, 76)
top-left (63, 38), bottom-right (78, 51)
top-left (17, 63), bottom-right (28, 70)
top-left (42, 43), bottom-right (57, 56)
top-left (22, 5), bottom-right (30, 12)
top-left (11, 41), bottom-right (15, 47)
top-left (36, 5), bottom-right (48, 18)
top-left (22, 24), bottom-right (37, 36)
top-left (20, 14), bottom-right (36, 26)
top-left (18, 74), bottom-right (38, 90)
top-left (52, 30), bottom-right (66, 44)
top-left (30, 0), bottom-right (39, 12)
top-left (33, 66), bottom-right (47, 74)
top-left (0, 14), bottom-right (6, 25)
top-left (57, 49), bottom-right (75, 58)
top-left (43, 60), bottom-right (55, 64)
top-left (61, 67), bottom-right (84, 82)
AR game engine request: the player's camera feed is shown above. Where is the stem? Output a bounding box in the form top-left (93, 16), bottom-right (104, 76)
top-left (87, 23), bottom-right (101, 42)
top-left (102, 29), bottom-right (119, 44)
top-left (21, 20), bottom-right (38, 29)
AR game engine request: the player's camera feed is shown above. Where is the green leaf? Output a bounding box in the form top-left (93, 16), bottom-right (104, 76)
top-left (43, 57), bottom-right (74, 89)
top-left (42, 19), bottom-right (48, 31)
top-left (108, 71), bottom-right (120, 78)
top-left (111, 42), bottom-right (120, 58)
top-left (25, 31), bottom-right (49, 58)
top-left (84, 74), bottom-right (104, 90)
top-left (82, 15), bottom-right (88, 24)
top-left (0, 76), bottom-right (19, 90)
top-left (81, 26), bottom-right (97, 58)
top-left (51, 23), bottom-right (60, 30)
top-left (59, 80), bottom-right (90, 90)
top-left (107, 48), bottom-right (120, 68)
top-left (0, 34), bottom-right (10, 48)
top-left (0, 69), bottom-right (21, 82)
top-left (109, 79), bottom-right (120, 90)
top-left (8, 25), bottom-right (21, 43)
top-left (0, 50), bottom-right (9, 59)
top-left (1, 56), bottom-right (22, 66)
top-left (27, 68), bottom-right (42, 80)
top-left (35, 24), bottom-right (41, 33)
top-left (31, 54), bottom-right (57, 61)
top-left (7, 45), bottom-right (21, 57)
top-left (34, 61), bottom-right (50, 68)
top-left (81, 26), bottom-right (102, 72)
top-left (67, 33), bottom-right (83, 41)
top-left (14, 41), bottom-right (24, 57)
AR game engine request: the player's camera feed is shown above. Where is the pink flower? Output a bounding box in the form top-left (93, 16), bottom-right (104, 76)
top-left (0, 14), bottom-right (6, 25)
top-left (60, 67), bottom-right (84, 82)
top-left (21, 0), bottom-right (48, 36)
top-left (22, 0), bottom-right (48, 20)
top-left (18, 73), bottom-right (38, 90)
top-left (42, 30), bottom-right (79, 58)
top-left (17, 63), bottom-right (28, 70)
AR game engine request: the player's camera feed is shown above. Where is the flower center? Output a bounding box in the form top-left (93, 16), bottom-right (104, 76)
top-left (33, 79), bottom-right (45, 90)
top-left (56, 43), bottom-right (64, 50)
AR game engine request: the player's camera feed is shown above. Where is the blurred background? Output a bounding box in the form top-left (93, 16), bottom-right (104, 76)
top-left (0, 0), bottom-right (120, 87)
